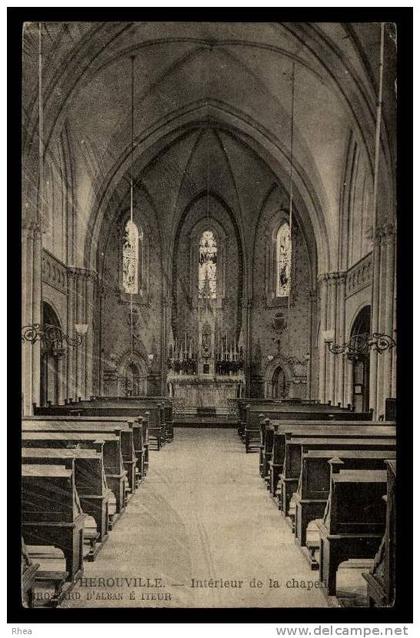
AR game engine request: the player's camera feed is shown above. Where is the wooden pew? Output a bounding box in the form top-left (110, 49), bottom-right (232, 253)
top-left (245, 404), bottom-right (371, 453)
top-left (22, 432), bottom-right (127, 516)
top-left (22, 447), bottom-right (112, 547)
top-left (26, 413), bottom-right (147, 482)
top-left (35, 403), bottom-right (164, 451)
top-left (316, 467), bottom-right (387, 596)
top-left (236, 398), bottom-right (277, 439)
top-left (363, 460), bottom-right (396, 607)
top-left (22, 464), bottom-right (86, 582)
top-left (294, 450), bottom-right (397, 550)
top-left (236, 398), bottom-right (323, 439)
top-left (264, 419), bottom-right (393, 490)
top-left (21, 539), bottom-right (39, 608)
top-left (85, 396), bottom-right (174, 443)
top-left (278, 429), bottom-right (395, 515)
top-left (23, 418), bottom-right (138, 493)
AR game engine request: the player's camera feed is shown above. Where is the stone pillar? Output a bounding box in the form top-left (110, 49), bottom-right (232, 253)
top-left (245, 298), bottom-right (252, 393)
top-left (335, 273), bottom-right (347, 407)
top-left (22, 224), bottom-right (34, 415)
top-left (382, 224), bottom-right (396, 407)
top-left (369, 227), bottom-right (382, 415)
top-left (318, 275), bottom-right (328, 403)
top-left (375, 228), bottom-right (388, 416)
top-left (66, 268), bottom-right (76, 401)
top-left (161, 296), bottom-right (170, 396)
top-left (345, 357), bottom-right (353, 409)
top-left (31, 224), bottom-right (42, 409)
top-left (56, 352), bottom-right (65, 405)
top-left (308, 290), bottom-right (317, 399)
top-left (391, 239), bottom-right (397, 398)
top-left (327, 273), bottom-right (338, 404)
top-left (21, 222), bottom-right (43, 415)
top-left (85, 271), bottom-right (97, 399)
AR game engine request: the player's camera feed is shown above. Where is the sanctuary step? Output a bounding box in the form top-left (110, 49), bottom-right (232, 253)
top-left (173, 407), bottom-right (238, 427)
top-left (174, 416), bottom-right (238, 428)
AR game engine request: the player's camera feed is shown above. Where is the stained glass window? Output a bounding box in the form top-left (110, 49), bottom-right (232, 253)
top-left (276, 222), bottom-right (291, 297)
top-left (198, 230), bottom-right (217, 298)
top-left (123, 220), bottom-right (140, 294)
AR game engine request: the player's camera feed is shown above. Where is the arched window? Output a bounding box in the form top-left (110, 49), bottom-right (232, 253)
top-left (198, 230), bottom-right (217, 298)
top-left (123, 220), bottom-right (142, 294)
top-left (276, 222), bottom-right (291, 297)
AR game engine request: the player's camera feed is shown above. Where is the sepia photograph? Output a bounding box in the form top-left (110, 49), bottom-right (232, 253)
top-left (10, 7), bottom-right (412, 623)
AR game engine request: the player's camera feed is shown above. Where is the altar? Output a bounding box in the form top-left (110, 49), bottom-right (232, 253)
top-left (167, 373), bottom-right (245, 412)
top-left (167, 266), bottom-right (245, 414)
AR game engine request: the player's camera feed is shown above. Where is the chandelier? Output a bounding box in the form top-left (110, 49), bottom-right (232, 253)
top-left (21, 323), bottom-right (88, 349)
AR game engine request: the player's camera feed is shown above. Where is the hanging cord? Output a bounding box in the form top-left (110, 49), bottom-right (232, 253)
top-left (206, 45), bottom-right (211, 225)
top-left (287, 61), bottom-right (296, 326)
top-left (38, 22), bottom-right (43, 226)
top-left (130, 55), bottom-right (135, 354)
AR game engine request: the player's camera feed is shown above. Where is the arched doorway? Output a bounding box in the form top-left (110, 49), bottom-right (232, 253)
top-left (125, 362), bottom-right (141, 396)
top-left (349, 305), bottom-right (371, 412)
top-left (117, 352), bottom-right (148, 397)
top-left (40, 302), bottom-right (64, 407)
top-left (272, 366), bottom-right (288, 399)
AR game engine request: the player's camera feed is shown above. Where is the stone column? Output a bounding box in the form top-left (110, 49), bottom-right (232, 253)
top-left (31, 224), bottom-right (42, 409)
top-left (345, 357), bottom-right (353, 409)
top-left (375, 227), bottom-right (388, 416)
top-left (66, 268), bottom-right (76, 401)
top-left (381, 224), bottom-right (396, 407)
top-left (22, 224), bottom-right (34, 415)
top-left (308, 290), bottom-right (317, 399)
top-left (391, 238), bottom-right (397, 398)
top-left (369, 227), bottom-right (382, 415)
top-left (85, 271), bottom-right (97, 399)
top-left (245, 298), bottom-right (252, 393)
top-left (318, 275), bottom-right (328, 403)
top-left (56, 351), bottom-right (65, 405)
top-left (335, 272), bottom-right (347, 407)
top-left (161, 296), bottom-right (170, 395)
top-left (322, 273), bottom-right (338, 404)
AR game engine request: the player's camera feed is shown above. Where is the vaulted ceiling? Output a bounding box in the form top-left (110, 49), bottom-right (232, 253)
top-left (22, 21), bottom-right (397, 275)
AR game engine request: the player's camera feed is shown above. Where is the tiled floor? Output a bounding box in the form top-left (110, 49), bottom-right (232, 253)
top-left (62, 428), bottom-right (328, 608)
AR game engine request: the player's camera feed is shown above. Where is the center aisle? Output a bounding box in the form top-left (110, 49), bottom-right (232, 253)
top-left (62, 428), bottom-right (327, 608)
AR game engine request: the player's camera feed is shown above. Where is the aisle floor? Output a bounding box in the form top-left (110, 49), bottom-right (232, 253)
top-left (62, 428), bottom-right (328, 608)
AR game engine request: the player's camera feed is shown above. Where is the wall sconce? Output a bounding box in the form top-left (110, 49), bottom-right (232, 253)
top-left (22, 323), bottom-right (89, 349)
top-left (267, 354), bottom-right (274, 361)
top-left (327, 333), bottom-right (396, 359)
top-left (148, 353), bottom-right (154, 363)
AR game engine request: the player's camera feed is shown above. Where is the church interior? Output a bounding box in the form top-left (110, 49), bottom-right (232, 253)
top-left (21, 21), bottom-right (397, 610)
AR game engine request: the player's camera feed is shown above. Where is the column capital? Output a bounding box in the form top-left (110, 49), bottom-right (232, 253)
top-left (318, 271), bottom-right (346, 284)
top-left (22, 219), bottom-right (42, 238)
top-left (67, 266), bottom-right (97, 281)
top-left (374, 222), bottom-right (396, 244)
